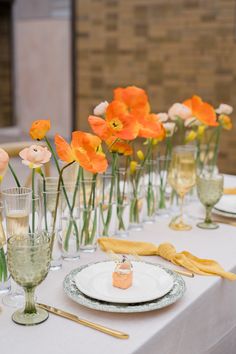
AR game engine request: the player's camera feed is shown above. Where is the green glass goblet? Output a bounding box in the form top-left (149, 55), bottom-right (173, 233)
top-left (7, 233), bottom-right (51, 325)
top-left (196, 174), bottom-right (224, 229)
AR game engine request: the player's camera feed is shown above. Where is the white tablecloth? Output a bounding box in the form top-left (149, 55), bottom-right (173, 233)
top-left (1, 175), bottom-right (236, 354)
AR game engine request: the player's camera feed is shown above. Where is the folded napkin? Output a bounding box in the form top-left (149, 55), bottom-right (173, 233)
top-left (98, 237), bottom-right (236, 280)
top-left (224, 188), bottom-right (236, 195)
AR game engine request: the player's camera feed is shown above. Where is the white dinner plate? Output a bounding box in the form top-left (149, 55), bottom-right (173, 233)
top-left (74, 261), bottom-right (174, 304)
top-left (214, 195), bottom-right (236, 215)
top-left (213, 208), bottom-right (236, 219)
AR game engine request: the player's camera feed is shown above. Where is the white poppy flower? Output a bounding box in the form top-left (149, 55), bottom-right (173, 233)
top-left (93, 101), bottom-right (109, 116)
top-left (168, 103), bottom-right (192, 121)
top-left (215, 103), bottom-right (233, 115)
top-left (157, 112), bottom-right (168, 122)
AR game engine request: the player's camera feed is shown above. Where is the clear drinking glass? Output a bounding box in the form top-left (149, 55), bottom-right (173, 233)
top-left (79, 177), bottom-right (98, 252)
top-left (0, 201), bottom-right (10, 294)
top-left (168, 146), bottom-right (197, 231)
top-left (129, 165), bottom-right (145, 231)
top-left (2, 187), bottom-right (32, 307)
top-left (156, 156), bottom-right (172, 217)
top-left (99, 173), bottom-right (116, 237)
top-left (39, 177), bottom-right (62, 270)
top-left (61, 182), bottom-right (80, 260)
top-left (116, 168), bottom-right (130, 237)
top-left (2, 187), bottom-right (32, 237)
top-left (144, 160), bottom-right (158, 224)
top-left (7, 233), bottom-right (51, 325)
top-left (197, 173), bottom-right (224, 229)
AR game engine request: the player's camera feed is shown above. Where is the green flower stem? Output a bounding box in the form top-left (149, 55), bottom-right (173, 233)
top-left (116, 158), bottom-right (129, 231)
top-left (71, 167), bottom-right (81, 211)
top-left (8, 162), bottom-right (21, 187)
top-left (38, 169), bottom-right (48, 232)
top-left (44, 136), bottom-right (60, 171)
top-left (0, 247), bottom-right (7, 282)
top-left (158, 136), bottom-right (172, 209)
top-left (44, 136), bottom-right (80, 251)
top-left (129, 140), bottom-right (152, 224)
top-left (44, 136), bottom-right (74, 218)
top-left (32, 168), bottom-right (35, 234)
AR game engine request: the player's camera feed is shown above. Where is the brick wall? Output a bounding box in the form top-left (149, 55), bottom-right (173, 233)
top-left (0, 3), bottom-right (13, 127)
top-left (75, 0), bottom-right (236, 174)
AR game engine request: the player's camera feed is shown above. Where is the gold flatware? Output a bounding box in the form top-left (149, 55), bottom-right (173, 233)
top-left (37, 303), bottom-right (129, 340)
top-left (212, 219), bottom-right (236, 227)
top-left (172, 268), bottom-right (194, 278)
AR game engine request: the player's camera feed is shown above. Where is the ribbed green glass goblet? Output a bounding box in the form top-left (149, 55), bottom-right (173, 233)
top-left (7, 233), bottom-right (51, 325)
top-left (197, 174), bottom-right (224, 229)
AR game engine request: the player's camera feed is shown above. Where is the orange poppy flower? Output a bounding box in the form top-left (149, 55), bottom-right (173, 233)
top-left (138, 114), bottom-right (166, 140)
top-left (30, 120), bottom-right (51, 140)
top-left (89, 101), bottom-right (140, 141)
top-left (55, 131), bottom-right (108, 174)
top-left (106, 136), bottom-right (133, 156)
top-left (114, 86), bottom-right (150, 119)
top-left (183, 95), bottom-right (218, 127)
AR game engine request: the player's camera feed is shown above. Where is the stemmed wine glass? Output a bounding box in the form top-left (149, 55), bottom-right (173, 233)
top-left (168, 146), bottom-right (197, 231)
top-left (196, 173), bottom-right (224, 229)
top-left (7, 232), bottom-right (51, 325)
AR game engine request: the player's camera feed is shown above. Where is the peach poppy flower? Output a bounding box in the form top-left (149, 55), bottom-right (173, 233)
top-left (30, 120), bottom-right (51, 140)
top-left (19, 145), bottom-right (51, 168)
top-left (138, 114), bottom-right (166, 140)
top-left (106, 136), bottom-right (133, 156)
top-left (183, 95), bottom-right (218, 126)
top-left (0, 148), bottom-right (9, 180)
top-left (89, 100), bottom-right (140, 141)
top-left (55, 132), bottom-right (108, 174)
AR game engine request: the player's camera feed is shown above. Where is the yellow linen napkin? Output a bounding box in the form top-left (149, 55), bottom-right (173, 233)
top-left (98, 237), bottom-right (236, 280)
top-left (224, 188), bottom-right (236, 195)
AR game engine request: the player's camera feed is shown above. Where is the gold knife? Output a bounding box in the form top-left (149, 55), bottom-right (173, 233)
top-left (172, 269), bottom-right (194, 278)
top-left (37, 303), bottom-right (129, 339)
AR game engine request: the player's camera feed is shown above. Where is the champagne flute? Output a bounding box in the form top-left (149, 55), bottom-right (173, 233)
top-left (168, 146), bottom-right (196, 231)
top-left (197, 173), bottom-right (223, 229)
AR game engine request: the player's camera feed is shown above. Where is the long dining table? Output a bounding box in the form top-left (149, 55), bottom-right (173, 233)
top-left (1, 175), bottom-right (236, 354)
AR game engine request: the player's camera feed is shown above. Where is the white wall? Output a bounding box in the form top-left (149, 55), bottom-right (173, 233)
top-left (13, 0), bottom-right (72, 138)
